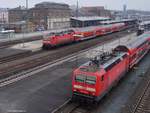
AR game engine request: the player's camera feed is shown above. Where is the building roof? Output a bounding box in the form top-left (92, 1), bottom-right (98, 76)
top-left (9, 6), bottom-right (27, 11)
top-left (81, 6), bottom-right (105, 10)
top-left (0, 8), bottom-right (8, 12)
top-left (101, 19), bottom-right (137, 24)
top-left (71, 16), bottom-right (110, 22)
top-left (35, 1), bottom-right (69, 9)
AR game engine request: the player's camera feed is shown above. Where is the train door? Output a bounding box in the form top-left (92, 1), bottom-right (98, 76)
top-left (100, 73), bottom-right (109, 95)
top-left (126, 55), bottom-right (130, 72)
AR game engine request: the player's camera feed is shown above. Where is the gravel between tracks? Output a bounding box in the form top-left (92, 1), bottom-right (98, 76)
top-left (121, 60), bottom-right (150, 113)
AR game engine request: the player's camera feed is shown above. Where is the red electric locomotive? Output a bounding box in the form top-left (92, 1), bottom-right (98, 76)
top-left (72, 32), bottom-right (150, 102)
top-left (42, 29), bottom-right (75, 49)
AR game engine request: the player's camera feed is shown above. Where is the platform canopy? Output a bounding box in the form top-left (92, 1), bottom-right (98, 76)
top-left (71, 16), bottom-right (110, 22)
top-left (101, 19), bottom-right (137, 25)
top-left (71, 16), bottom-right (111, 27)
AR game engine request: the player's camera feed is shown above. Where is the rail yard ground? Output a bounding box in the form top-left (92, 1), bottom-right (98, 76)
top-left (122, 61), bottom-right (150, 113)
top-left (0, 29), bottom-right (150, 113)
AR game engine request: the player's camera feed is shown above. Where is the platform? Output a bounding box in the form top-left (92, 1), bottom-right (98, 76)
top-left (10, 40), bottom-right (42, 52)
top-left (0, 28), bottom-right (73, 43)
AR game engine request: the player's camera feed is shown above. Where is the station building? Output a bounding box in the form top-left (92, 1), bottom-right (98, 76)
top-left (0, 8), bottom-right (8, 24)
top-left (29, 2), bottom-right (71, 31)
top-left (8, 6), bottom-right (27, 23)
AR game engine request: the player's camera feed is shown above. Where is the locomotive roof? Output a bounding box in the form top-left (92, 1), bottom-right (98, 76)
top-left (103, 52), bottom-right (126, 71)
top-left (79, 51), bottom-right (127, 72)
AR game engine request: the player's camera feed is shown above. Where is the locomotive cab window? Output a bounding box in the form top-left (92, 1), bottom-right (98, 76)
top-left (75, 75), bottom-right (86, 83)
top-left (85, 76), bottom-right (96, 85)
top-left (75, 75), bottom-right (96, 84)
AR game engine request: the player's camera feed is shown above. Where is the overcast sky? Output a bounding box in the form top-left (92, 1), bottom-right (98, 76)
top-left (0, 0), bottom-right (150, 11)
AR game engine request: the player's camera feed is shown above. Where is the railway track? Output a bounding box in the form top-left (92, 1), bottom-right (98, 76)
top-left (0, 50), bottom-right (44, 64)
top-left (0, 29), bottom-right (135, 85)
top-left (122, 65), bottom-right (150, 113)
top-left (133, 81), bottom-right (150, 113)
top-left (52, 99), bottom-right (93, 113)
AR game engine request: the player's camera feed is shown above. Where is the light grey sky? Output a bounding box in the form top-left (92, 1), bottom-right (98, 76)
top-left (0, 0), bottom-right (150, 11)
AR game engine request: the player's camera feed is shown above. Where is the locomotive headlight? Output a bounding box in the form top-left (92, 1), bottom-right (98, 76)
top-left (86, 87), bottom-right (96, 92)
top-left (74, 85), bottom-right (83, 89)
top-left (73, 89), bottom-right (77, 91)
top-left (73, 34), bottom-right (84, 37)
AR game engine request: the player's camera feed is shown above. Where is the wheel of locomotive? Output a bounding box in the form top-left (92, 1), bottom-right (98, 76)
top-left (42, 45), bottom-right (46, 49)
top-left (42, 44), bottom-right (49, 50)
top-left (71, 94), bottom-right (77, 102)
